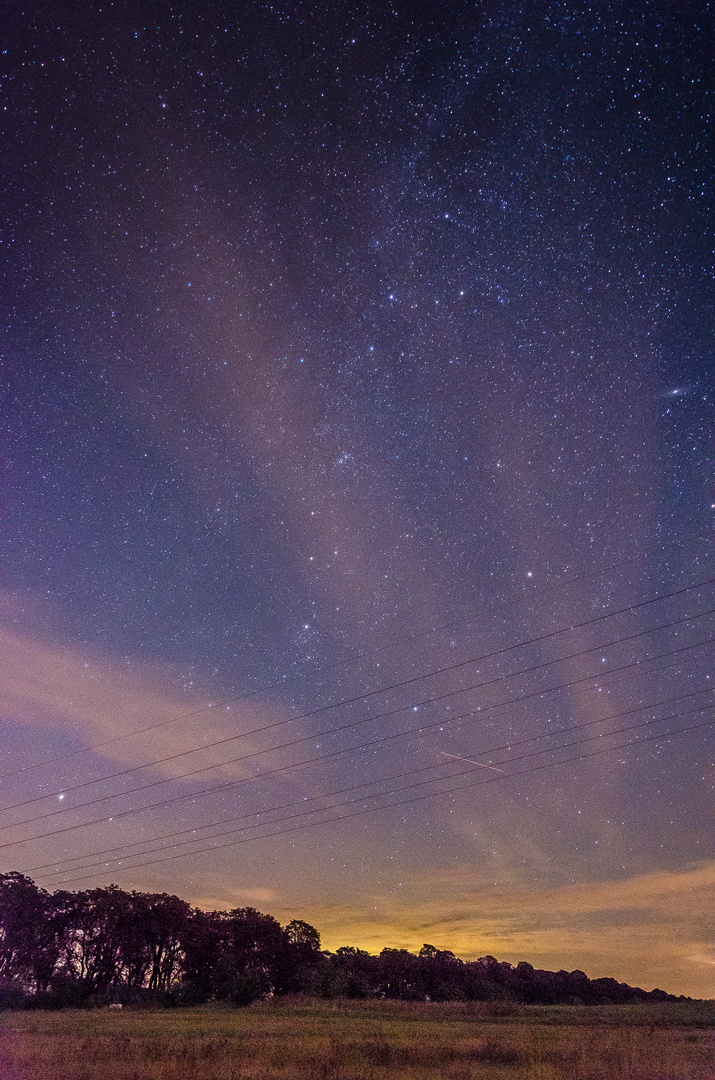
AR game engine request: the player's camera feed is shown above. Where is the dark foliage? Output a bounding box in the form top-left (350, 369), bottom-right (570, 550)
top-left (0, 874), bottom-right (683, 1009)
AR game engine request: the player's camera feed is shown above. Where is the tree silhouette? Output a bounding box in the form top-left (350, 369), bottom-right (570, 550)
top-left (0, 874), bottom-right (683, 1008)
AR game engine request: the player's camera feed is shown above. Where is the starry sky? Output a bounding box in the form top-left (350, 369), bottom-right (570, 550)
top-left (2, 1), bottom-right (713, 997)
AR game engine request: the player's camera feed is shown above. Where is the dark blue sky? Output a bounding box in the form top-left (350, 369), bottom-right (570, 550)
top-left (2, 1), bottom-right (712, 995)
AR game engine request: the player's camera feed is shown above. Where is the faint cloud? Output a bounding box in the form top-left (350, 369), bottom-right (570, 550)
top-left (307, 861), bottom-right (715, 999)
top-left (0, 615), bottom-right (290, 782)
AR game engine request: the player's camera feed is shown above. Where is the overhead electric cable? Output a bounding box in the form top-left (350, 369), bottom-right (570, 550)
top-left (41, 715), bottom-right (714, 888)
top-left (6, 531), bottom-right (707, 780)
top-left (2, 630), bottom-right (711, 853)
top-left (1, 579), bottom-right (711, 820)
top-left (28, 688), bottom-right (711, 880)
top-left (35, 704), bottom-right (711, 882)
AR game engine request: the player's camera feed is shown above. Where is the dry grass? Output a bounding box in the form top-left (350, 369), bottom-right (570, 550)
top-left (0, 998), bottom-right (712, 1080)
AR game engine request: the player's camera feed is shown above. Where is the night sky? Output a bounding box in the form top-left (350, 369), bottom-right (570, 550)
top-left (2, 1), bottom-right (713, 997)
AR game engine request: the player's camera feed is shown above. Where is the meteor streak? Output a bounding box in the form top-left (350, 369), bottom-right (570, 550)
top-left (439, 752), bottom-right (503, 772)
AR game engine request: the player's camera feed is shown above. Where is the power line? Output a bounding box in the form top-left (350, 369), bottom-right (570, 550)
top-left (6, 531), bottom-right (707, 781)
top-left (28, 686), bottom-right (709, 874)
top-left (35, 706), bottom-right (711, 882)
top-left (41, 714), bottom-right (714, 888)
top-left (27, 687), bottom-right (711, 879)
top-left (2, 631), bottom-right (710, 853)
top-left (2, 579), bottom-right (711, 822)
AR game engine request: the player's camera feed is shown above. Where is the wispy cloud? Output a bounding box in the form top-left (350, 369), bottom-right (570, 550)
top-left (0, 618), bottom-right (291, 783)
top-left (297, 861), bottom-right (715, 998)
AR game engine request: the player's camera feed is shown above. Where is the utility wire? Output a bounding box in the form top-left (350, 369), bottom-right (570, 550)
top-left (27, 685), bottom-right (709, 874)
top-left (28, 688), bottom-right (711, 879)
top-left (6, 531), bottom-right (707, 781)
top-left (1, 579), bottom-right (711, 821)
top-left (36, 705), bottom-right (711, 881)
top-left (2, 631), bottom-right (710, 853)
top-left (42, 715), bottom-right (714, 888)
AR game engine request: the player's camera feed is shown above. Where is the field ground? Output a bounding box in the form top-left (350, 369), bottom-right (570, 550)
top-left (0, 998), bottom-right (712, 1080)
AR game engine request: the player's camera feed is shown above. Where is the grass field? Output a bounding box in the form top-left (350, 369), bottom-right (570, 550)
top-left (0, 998), bottom-right (712, 1080)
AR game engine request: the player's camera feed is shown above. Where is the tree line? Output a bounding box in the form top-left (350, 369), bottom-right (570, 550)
top-left (0, 873), bottom-right (681, 1008)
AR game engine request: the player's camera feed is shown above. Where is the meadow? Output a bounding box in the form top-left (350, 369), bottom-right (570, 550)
top-left (0, 998), bottom-right (712, 1080)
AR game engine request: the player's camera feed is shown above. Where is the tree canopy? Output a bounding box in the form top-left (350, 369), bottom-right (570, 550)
top-left (0, 873), bottom-right (681, 1009)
